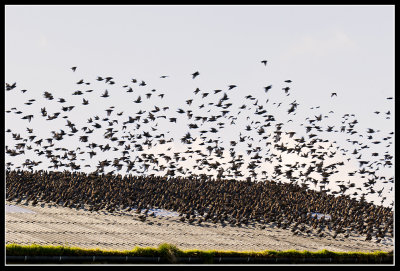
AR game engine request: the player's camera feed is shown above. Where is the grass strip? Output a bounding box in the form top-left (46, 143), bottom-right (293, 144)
top-left (6, 243), bottom-right (393, 264)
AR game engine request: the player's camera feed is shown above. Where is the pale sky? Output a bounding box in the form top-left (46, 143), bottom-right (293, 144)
top-left (5, 5), bottom-right (394, 207)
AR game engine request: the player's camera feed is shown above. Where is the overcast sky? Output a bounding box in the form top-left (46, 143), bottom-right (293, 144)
top-left (5, 5), bottom-right (394, 207)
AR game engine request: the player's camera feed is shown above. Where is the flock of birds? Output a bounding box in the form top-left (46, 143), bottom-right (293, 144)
top-left (6, 169), bottom-right (393, 243)
top-left (6, 60), bottom-right (394, 243)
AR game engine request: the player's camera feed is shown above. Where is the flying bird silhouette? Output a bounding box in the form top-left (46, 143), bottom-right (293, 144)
top-left (228, 85), bottom-right (237, 90)
top-left (192, 71), bottom-right (200, 79)
top-left (101, 89), bottom-right (109, 98)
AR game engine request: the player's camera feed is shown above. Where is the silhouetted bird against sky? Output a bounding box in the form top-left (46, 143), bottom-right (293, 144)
top-left (192, 71), bottom-right (200, 79)
top-left (101, 89), bottom-right (109, 98)
top-left (6, 82), bottom-right (17, 91)
top-left (228, 85), bottom-right (237, 90)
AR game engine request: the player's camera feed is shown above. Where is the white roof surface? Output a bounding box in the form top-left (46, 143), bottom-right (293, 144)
top-left (6, 201), bottom-right (393, 252)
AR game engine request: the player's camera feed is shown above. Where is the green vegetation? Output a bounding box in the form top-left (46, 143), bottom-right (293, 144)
top-left (6, 243), bottom-right (393, 264)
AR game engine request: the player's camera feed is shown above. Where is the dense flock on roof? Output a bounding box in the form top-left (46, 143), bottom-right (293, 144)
top-left (5, 169), bottom-right (394, 243)
top-left (5, 61), bottom-right (394, 242)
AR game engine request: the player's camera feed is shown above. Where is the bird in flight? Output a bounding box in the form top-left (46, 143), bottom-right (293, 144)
top-left (228, 85), bottom-right (237, 90)
top-left (71, 67), bottom-right (77, 72)
top-left (264, 85), bottom-right (272, 93)
top-left (331, 92), bottom-right (337, 97)
top-left (261, 60), bottom-right (267, 66)
top-left (282, 87), bottom-right (290, 94)
top-left (192, 71), bottom-right (200, 79)
top-left (101, 89), bottom-right (109, 98)
top-left (6, 82), bottom-right (16, 91)
top-left (21, 115), bottom-right (34, 122)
